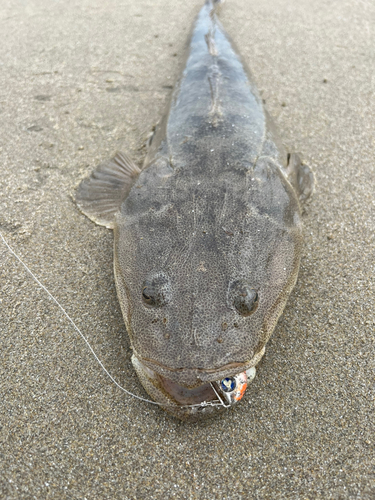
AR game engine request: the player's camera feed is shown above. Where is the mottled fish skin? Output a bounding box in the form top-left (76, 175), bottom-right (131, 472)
top-left (76, 0), bottom-right (313, 421)
top-left (116, 2), bottom-right (300, 379)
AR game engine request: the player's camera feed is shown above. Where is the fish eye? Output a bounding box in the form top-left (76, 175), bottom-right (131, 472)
top-left (234, 288), bottom-right (258, 316)
top-left (220, 377), bottom-right (236, 393)
top-left (228, 280), bottom-right (259, 316)
top-left (142, 287), bottom-right (156, 306)
top-left (142, 273), bottom-right (171, 308)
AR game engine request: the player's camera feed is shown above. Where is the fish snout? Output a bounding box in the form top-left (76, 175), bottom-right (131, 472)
top-left (131, 355), bottom-right (258, 421)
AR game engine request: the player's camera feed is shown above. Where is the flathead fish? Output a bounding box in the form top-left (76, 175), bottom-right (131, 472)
top-left (75, 0), bottom-right (314, 421)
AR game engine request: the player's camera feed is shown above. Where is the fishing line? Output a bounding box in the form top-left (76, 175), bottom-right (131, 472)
top-left (0, 231), bottom-right (226, 410)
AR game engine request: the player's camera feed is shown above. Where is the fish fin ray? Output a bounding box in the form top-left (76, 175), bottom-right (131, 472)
top-left (74, 151), bottom-right (141, 229)
top-left (286, 153), bottom-right (315, 203)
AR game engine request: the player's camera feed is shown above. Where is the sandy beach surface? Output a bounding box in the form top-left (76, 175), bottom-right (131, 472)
top-left (1, 0), bottom-right (374, 498)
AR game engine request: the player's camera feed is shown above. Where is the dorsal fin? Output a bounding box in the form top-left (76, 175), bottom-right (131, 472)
top-left (74, 152), bottom-right (141, 229)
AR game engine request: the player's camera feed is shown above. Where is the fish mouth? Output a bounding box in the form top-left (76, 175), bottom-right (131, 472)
top-left (132, 347), bottom-right (266, 388)
top-left (154, 371), bottom-right (220, 406)
top-left (131, 354), bottom-right (260, 421)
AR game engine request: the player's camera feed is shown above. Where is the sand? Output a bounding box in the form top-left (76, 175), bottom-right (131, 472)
top-left (0, 0), bottom-right (374, 498)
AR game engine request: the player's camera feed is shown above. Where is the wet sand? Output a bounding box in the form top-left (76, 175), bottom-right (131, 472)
top-left (0, 0), bottom-right (374, 498)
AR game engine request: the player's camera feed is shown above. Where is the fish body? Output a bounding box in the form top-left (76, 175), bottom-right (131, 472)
top-left (75, 0), bottom-right (314, 421)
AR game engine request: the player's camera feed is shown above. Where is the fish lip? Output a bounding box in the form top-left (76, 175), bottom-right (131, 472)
top-left (132, 355), bottom-right (232, 410)
top-left (132, 347), bottom-right (265, 389)
top-left (135, 356), bottom-right (248, 389)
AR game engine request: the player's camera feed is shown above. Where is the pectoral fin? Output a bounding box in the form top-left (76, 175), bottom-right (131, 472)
top-left (286, 153), bottom-right (315, 203)
top-left (74, 152), bottom-right (141, 229)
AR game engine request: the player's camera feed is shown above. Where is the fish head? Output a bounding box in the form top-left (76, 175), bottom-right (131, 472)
top-left (113, 162), bottom-right (303, 420)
